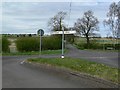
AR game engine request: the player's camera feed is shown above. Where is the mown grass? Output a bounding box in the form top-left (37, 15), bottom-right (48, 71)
top-left (2, 49), bottom-right (67, 56)
top-left (28, 57), bottom-right (119, 83)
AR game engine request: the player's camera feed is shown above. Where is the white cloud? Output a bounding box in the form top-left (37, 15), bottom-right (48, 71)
top-left (2, 0), bottom-right (120, 2)
top-left (2, 2), bottom-right (116, 36)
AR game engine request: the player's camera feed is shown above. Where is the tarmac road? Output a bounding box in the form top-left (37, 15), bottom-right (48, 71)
top-left (65, 44), bottom-right (119, 68)
top-left (2, 44), bottom-right (119, 88)
top-left (2, 56), bottom-right (118, 88)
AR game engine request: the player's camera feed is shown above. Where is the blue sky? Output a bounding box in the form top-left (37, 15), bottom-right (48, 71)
top-left (1, 0), bottom-right (120, 37)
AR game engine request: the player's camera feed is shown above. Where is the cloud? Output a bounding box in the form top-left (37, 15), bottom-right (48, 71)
top-left (2, 0), bottom-right (120, 2)
top-left (2, 1), bottom-right (117, 36)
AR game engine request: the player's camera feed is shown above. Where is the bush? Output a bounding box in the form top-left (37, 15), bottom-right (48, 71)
top-left (2, 37), bottom-right (10, 52)
top-left (75, 40), bottom-right (104, 50)
top-left (42, 35), bottom-right (62, 50)
top-left (75, 42), bottom-right (120, 50)
top-left (65, 34), bottom-right (75, 44)
top-left (74, 37), bottom-right (120, 50)
top-left (115, 44), bottom-right (120, 50)
top-left (104, 44), bottom-right (120, 50)
top-left (16, 37), bottom-right (39, 52)
top-left (16, 36), bottom-right (62, 52)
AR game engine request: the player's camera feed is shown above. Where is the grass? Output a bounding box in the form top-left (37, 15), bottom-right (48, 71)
top-left (2, 49), bottom-right (68, 56)
top-left (74, 37), bottom-right (120, 51)
top-left (27, 57), bottom-right (119, 84)
top-left (83, 48), bottom-right (119, 52)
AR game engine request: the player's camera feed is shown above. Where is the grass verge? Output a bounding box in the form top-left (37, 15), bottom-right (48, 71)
top-left (2, 49), bottom-right (68, 56)
top-left (27, 57), bottom-right (119, 84)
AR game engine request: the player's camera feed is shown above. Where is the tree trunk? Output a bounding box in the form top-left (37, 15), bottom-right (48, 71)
top-left (86, 35), bottom-right (90, 48)
top-left (60, 18), bottom-right (62, 31)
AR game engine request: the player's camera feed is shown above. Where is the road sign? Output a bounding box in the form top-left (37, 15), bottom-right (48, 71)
top-left (37, 29), bottom-right (44, 36)
top-left (37, 29), bottom-right (44, 56)
top-left (52, 31), bottom-right (76, 35)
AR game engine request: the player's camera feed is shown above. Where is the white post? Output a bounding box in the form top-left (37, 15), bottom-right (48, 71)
top-left (61, 27), bottom-right (64, 59)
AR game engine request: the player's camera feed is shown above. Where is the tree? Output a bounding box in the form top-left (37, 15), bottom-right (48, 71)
top-left (117, 1), bottom-right (120, 38)
top-left (103, 2), bottom-right (119, 38)
top-left (103, 2), bottom-right (120, 50)
top-left (74, 10), bottom-right (99, 46)
top-left (48, 11), bottom-right (67, 31)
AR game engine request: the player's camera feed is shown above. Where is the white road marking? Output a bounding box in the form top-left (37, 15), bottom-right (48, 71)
top-left (20, 60), bottom-right (25, 64)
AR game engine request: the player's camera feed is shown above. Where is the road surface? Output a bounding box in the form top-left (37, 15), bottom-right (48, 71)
top-left (2, 44), bottom-right (119, 88)
top-left (65, 44), bottom-right (119, 68)
top-left (2, 56), bottom-right (118, 88)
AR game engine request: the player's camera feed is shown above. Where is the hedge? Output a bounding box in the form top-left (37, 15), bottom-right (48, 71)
top-left (2, 37), bottom-right (10, 52)
top-left (16, 36), bottom-right (62, 52)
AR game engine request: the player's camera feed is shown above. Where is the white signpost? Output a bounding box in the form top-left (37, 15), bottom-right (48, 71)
top-left (52, 29), bottom-right (76, 58)
top-left (52, 31), bottom-right (76, 35)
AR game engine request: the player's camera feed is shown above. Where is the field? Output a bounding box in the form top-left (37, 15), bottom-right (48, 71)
top-left (74, 37), bottom-right (120, 50)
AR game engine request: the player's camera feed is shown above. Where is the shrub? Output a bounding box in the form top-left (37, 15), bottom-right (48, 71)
top-left (2, 37), bottom-right (10, 52)
top-left (42, 35), bottom-right (62, 50)
top-left (0, 37), bottom-right (1, 53)
top-left (115, 44), bottom-right (120, 50)
top-left (65, 34), bottom-right (75, 44)
top-left (75, 40), bottom-right (103, 50)
top-left (104, 44), bottom-right (120, 50)
top-left (16, 37), bottom-right (40, 52)
top-left (16, 36), bottom-right (62, 52)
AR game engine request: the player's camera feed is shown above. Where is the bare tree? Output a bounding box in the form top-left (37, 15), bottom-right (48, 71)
top-left (103, 2), bottom-right (120, 49)
top-left (74, 10), bottom-right (99, 46)
top-left (48, 11), bottom-right (67, 31)
top-left (117, 1), bottom-right (120, 38)
top-left (104, 2), bottom-right (119, 38)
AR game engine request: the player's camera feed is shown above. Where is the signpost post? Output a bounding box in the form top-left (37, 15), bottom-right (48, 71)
top-left (61, 27), bottom-right (64, 59)
top-left (52, 30), bottom-right (76, 58)
top-left (37, 29), bottom-right (44, 56)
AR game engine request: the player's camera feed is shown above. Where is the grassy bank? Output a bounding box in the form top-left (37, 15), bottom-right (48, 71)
top-left (2, 49), bottom-right (67, 56)
top-left (28, 57), bottom-right (119, 83)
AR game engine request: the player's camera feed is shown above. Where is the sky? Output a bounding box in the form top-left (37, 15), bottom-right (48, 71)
top-left (1, 0), bottom-right (120, 37)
